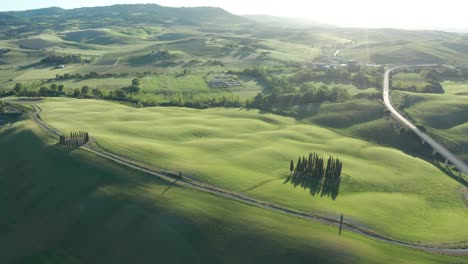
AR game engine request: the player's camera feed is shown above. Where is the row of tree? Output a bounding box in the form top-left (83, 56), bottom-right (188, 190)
top-left (0, 90), bottom-right (15, 98)
top-left (54, 70), bottom-right (190, 81)
top-left (59, 131), bottom-right (90, 147)
top-left (391, 69), bottom-right (445, 94)
top-left (56, 71), bottom-right (130, 80)
top-left (13, 83), bottom-right (65, 98)
top-left (246, 85), bottom-right (349, 111)
top-left (238, 67), bottom-right (383, 94)
top-left (40, 54), bottom-right (88, 65)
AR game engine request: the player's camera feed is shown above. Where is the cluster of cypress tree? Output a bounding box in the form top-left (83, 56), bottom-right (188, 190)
top-left (59, 131), bottom-right (89, 147)
top-left (323, 156), bottom-right (343, 186)
top-left (291, 152), bottom-right (326, 179)
top-left (287, 152), bottom-right (343, 199)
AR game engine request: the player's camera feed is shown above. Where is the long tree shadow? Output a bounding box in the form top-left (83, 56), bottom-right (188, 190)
top-left (160, 177), bottom-right (180, 196)
top-left (243, 178), bottom-right (280, 192)
top-left (320, 177), bottom-right (341, 200)
top-left (285, 172), bottom-right (341, 200)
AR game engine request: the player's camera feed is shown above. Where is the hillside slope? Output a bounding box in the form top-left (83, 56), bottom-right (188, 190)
top-left (1, 119), bottom-right (465, 263)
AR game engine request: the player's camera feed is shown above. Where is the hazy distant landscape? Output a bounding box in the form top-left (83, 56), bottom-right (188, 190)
top-left (0, 3), bottom-right (467, 264)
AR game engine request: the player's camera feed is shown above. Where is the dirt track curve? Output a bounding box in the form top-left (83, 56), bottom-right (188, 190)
top-left (29, 104), bottom-right (468, 256)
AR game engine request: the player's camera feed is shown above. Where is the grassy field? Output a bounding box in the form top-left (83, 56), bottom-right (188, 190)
top-left (392, 88), bottom-right (468, 163)
top-left (1, 119), bottom-right (465, 263)
top-left (33, 97), bottom-right (468, 244)
top-left (389, 74), bottom-right (468, 162)
top-left (393, 73), bottom-right (424, 82)
top-left (339, 39), bottom-right (468, 64)
top-left (3, 19), bottom-right (468, 91)
top-left (442, 81), bottom-right (468, 95)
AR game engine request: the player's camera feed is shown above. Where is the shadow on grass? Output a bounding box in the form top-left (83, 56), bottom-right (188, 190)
top-left (160, 177), bottom-right (180, 196)
top-left (16, 63), bottom-right (51, 71)
top-left (242, 178), bottom-right (279, 192)
top-left (284, 173), bottom-right (341, 200)
top-left (430, 159), bottom-right (467, 187)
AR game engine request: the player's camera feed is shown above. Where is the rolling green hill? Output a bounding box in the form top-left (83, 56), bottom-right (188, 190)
top-left (1, 3), bottom-right (467, 75)
top-left (1, 118), bottom-right (464, 263)
top-left (32, 97), bottom-right (468, 244)
top-left (390, 72), bottom-right (468, 163)
top-left (391, 83), bottom-right (468, 163)
top-left (1, 4), bottom-right (468, 263)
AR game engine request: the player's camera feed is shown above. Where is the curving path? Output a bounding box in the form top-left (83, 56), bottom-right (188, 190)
top-left (384, 68), bottom-right (468, 175)
top-left (29, 104), bottom-right (468, 256)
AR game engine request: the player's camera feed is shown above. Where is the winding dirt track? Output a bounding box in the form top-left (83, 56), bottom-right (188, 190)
top-left (29, 105), bottom-right (468, 256)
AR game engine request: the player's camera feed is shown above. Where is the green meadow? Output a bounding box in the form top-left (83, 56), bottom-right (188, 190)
top-left (0, 119), bottom-right (464, 263)
top-left (393, 90), bottom-right (468, 162)
top-left (34, 98), bottom-right (468, 244)
top-left (2, 4), bottom-right (468, 262)
top-left (390, 73), bottom-right (468, 163)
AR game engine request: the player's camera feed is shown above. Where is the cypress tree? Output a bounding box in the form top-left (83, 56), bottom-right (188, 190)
top-left (330, 157), bottom-right (335, 180)
top-left (295, 157), bottom-right (302, 175)
top-left (290, 160), bottom-right (294, 173)
top-left (313, 155), bottom-right (317, 178)
top-left (318, 157), bottom-right (323, 178)
top-left (325, 156), bottom-right (332, 179)
top-left (336, 159), bottom-right (343, 179)
top-left (302, 156), bottom-right (307, 174)
top-left (308, 153), bottom-right (313, 176)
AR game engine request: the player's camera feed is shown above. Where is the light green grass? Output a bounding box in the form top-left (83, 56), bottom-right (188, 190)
top-left (392, 88), bottom-right (468, 163)
top-left (340, 39), bottom-right (468, 64)
top-left (259, 40), bottom-right (322, 62)
top-left (442, 81), bottom-right (468, 95)
top-left (12, 73), bottom-right (258, 99)
top-left (35, 98), bottom-right (468, 244)
top-left (298, 99), bottom-right (385, 128)
top-left (14, 66), bottom-right (83, 81)
top-left (2, 120), bottom-right (464, 263)
top-left (393, 72), bottom-right (425, 85)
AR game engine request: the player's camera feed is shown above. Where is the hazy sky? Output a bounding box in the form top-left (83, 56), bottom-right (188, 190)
top-left (2, 0), bottom-right (467, 30)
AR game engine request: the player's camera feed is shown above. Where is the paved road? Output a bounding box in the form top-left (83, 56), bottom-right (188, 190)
top-left (383, 68), bottom-right (468, 175)
top-left (29, 104), bottom-right (468, 256)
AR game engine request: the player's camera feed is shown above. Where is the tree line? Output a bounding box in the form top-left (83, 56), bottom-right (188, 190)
top-left (59, 131), bottom-right (89, 148)
top-left (286, 152), bottom-right (343, 199)
top-left (246, 86), bottom-right (349, 111)
top-left (40, 54), bottom-right (89, 65)
top-left (391, 69), bottom-right (444, 94)
top-left (56, 71), bottom-right (130, 80)
top-left (54, 71), bottom-right (168, 81)
top-left (13, 83), bottom-right (65, 98)
top-left (236, 66), bottom-right (383, 94)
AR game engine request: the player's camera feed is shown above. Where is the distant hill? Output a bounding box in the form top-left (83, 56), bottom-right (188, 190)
top-left (243, 14), bottom-right (327, 28)
top-left (1, 4), bottom-right (468, 65)
top-left (0, 4), bottom-right (248, 33)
